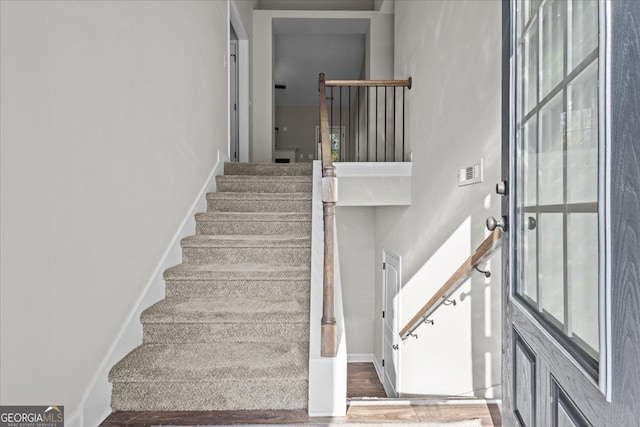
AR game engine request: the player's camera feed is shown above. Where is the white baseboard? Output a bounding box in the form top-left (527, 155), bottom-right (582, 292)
top-left (77, 150), bottom-right (228, 427)
top-left (347, 353), bottom-right (375, 363)
top-left (65, 409), bottom-right (82, 427)
top-left (373, 357), bottom-right (384, 384)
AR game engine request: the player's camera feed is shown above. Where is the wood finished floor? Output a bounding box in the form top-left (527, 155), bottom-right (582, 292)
top-left (347, 362), bottom-right (387, 398)
top-left (100, 362), bottom-right (502, 426)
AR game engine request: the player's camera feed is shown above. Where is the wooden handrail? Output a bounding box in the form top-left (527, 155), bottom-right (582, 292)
top-left (326, 78), bottom-right (412, 89)
top-left (399, 229), bottom-right (503, 339)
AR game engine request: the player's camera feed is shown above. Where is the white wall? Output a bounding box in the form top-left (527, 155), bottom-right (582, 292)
top-left (233, 0), bottom-right (258, 36)
top-left (372, 0), bottom-right (503, 398)
top-left (336, 207), bottom-right (376, 356)
top-left (0, 0), bottom-right (229, 417)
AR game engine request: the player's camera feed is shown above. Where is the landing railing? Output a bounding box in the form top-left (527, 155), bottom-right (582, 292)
top-left (318, 73), bottom-right (412, 357)
top-left (319, 74), bottom-right (412, 163)
top-left (399, 229), bottom-right (503, 340)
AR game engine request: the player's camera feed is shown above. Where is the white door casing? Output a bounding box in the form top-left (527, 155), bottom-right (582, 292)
top-left (381, 250), bottom-right (401, 398)
top-left (229, 38), bottom-right (239, 162)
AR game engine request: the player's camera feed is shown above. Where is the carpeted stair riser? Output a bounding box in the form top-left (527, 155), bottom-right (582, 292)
top-left (206, 193), bottom-right (311, 213)
top-left (140, 297), bottom-right (310, 323)
top-left (140, 297), bottom-right (309, 344)
top-left (216, 176), bottom-right (312, 193)
top-left (182, 246), bottom-right (310, 264)
top-left (143, 322), bottom-right (309, 344)
top-left (224, 162), bottom-right (312, 176)
top-left (180, 236), bottom-right (310, 264)
top-left (165, 280), bottom-right (310, 299)
top-left (111, 380), bottom-right (308, 411)
top-left (207, 198), bottom-right (312, 213)
top-left (110, 343), bottom-right (308, 381)
top-left (195, 212), bottom-right (311, 236)
top-left (162, 263), bottom-right (311, 298)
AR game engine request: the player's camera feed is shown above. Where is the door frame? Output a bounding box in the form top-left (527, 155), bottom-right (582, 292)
top-left (229, 1), bottom-right (250, 162)
top-left (229, 37), bottom-right (239, 162)
top-left (381, 249), bottom-right (401, 398)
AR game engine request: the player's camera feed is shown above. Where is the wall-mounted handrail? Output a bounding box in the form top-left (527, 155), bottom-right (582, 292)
top-left (399, 229), bottom-right (503, 339)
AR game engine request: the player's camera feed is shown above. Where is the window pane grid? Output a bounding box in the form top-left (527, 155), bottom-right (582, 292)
top-left (515, 0), bottom-right (600, 365)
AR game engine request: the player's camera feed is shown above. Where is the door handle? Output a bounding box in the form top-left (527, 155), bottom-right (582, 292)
top-left (392, 344), bottom-right (399, 350)
top-left (486, 216), bottom-right (507, 232)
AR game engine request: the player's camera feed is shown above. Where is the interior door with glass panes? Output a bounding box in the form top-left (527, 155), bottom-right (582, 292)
top-left (500, 0), bottom-right (640, 425)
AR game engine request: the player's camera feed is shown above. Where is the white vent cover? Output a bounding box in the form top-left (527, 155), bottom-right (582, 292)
top-left (458, 159), bottom-right (483, 186)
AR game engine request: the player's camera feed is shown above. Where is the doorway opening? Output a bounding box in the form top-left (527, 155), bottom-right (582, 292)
top-left (273, 18), bottom-right (366, 164)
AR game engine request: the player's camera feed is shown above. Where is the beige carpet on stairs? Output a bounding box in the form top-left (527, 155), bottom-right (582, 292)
top-left (109, 162), bottom-right (313, 411)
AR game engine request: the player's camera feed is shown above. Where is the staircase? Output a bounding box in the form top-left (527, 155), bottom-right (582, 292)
top-left (109, 162), bottom-right (313, 411)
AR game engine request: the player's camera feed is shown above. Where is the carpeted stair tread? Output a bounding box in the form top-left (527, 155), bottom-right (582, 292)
top-left (164, 262), bottom-right (310, 281)
top-left (195, 212), bottom-right (312, 235)
top-left (224, 162), bottom-right (312, 176)
top-left (141, 297), bottom-right (309, 323)
top-left (109, 342), bottom-right (308, 382)
top-left (195, 212), bottom-right (311, 222)
top-left (206, 192), bottom-right (312, 201)
top-left (217, 175), bottom-right (312, 183)
top-left (181, 234), bottom-right (311, 248)
top-left (206, 192), bottom-right (312, 213)
top-left (164, 262), bottom-right (310, 280)
top-left (215, 176), bottom-right (312, 193)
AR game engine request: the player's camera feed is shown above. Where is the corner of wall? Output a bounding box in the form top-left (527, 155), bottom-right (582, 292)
top-left (72, 150), bottom-right (229, 427)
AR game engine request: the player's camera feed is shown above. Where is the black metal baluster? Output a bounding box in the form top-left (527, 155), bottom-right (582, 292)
top-left (356, 87), bottom-right (359, 161)
top-left (366, 87), bottom-right (369, 162)
top-left (348, 87), bottom-right (351, 162)
top-left (384, 86), bottom-right (387, 162)
top-left (375, 87), bottom-right (378, 162)
top-left (393, 86), bottom-right (396, 162)
top-left (402, 86), bottom-right (405, 161)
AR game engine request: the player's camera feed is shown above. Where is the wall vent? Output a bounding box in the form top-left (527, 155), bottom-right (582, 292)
top-left (458, 159), bottom-right (483, 187)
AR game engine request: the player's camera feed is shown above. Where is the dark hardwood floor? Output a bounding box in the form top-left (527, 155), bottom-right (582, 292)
top-left (100, 362), bottom-right (502, 426)
top-left (347, 362), bottom-right (387, 398)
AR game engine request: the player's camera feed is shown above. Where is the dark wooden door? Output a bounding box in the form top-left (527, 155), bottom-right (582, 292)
top-left (500, 1), bottom-right (640, 425)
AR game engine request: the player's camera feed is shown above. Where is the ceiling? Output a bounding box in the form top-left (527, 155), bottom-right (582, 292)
top-left (274, 19), bottom-right (367, 107)
top-left (260, 0), bottom-right (375, 11)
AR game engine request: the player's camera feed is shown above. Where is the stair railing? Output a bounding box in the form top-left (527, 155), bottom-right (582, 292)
top-left (318, 73), bottom-right (337, 357)
top-left (399, 229), bottom-right (503, 340)
top-left (318, 74), bottom-right (413, 163)
top-left (318, 73), bottom-right (413, 357)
